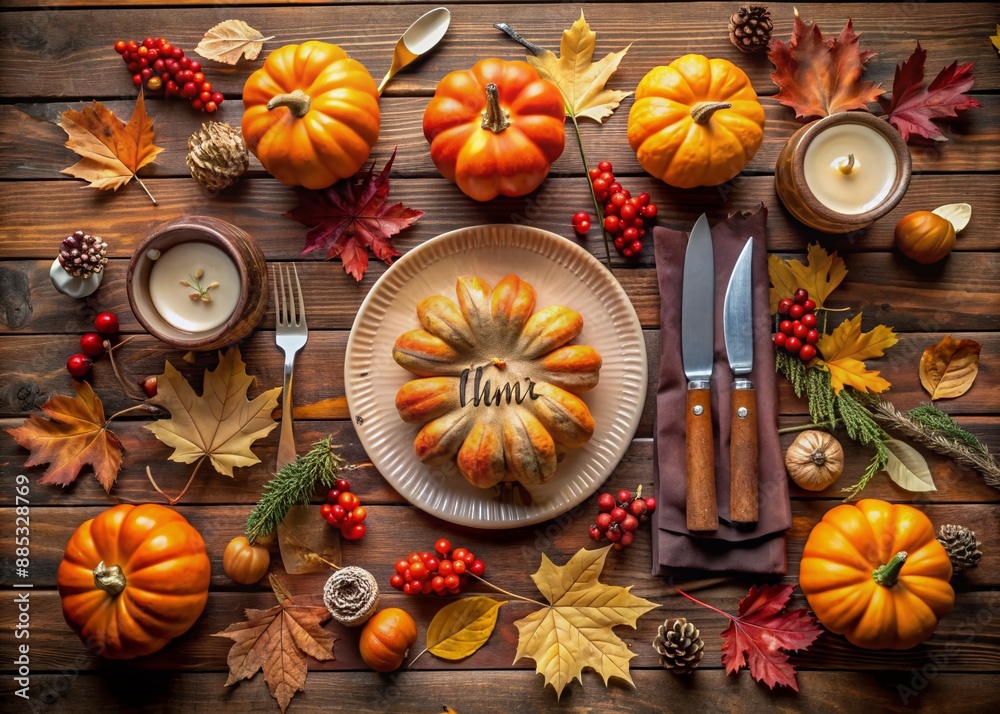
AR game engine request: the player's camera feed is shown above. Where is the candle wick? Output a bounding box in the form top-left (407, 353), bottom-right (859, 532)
top-left (839, 153), bottom-right (856, 175)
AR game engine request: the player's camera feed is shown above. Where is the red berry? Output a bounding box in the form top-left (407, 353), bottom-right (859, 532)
top-left (431, 575), bottom-right (446, 593)
top-left (806, 329), bottom-right (820, 345)
top-left (799, 344), bottom-right (818, 362)
top-left (605, 527), bottom-right (622, 543)
top-left (801, 313), bottom-right (818, 329)
top-left (785, 336), bottom-right (802, 353)
top-left (438, 559), bottom-right (453, 576)
top-left (610, 507), bottom-right (627, 523)
top-left (390, 574), bottom-right (404, 589)
top-left (620, 531), bottom-right (635, 547)
top-left (595, 512), bottom-right (612, 530)
top-left (424, 556), bottom-right (439, 572)
top-left (793, 322), bottom-right (808, 339)
top-left (338, 492), bottom-right (359, 510)
top-left (452, 547), bottom-right (469, 562)
top-left (330, 504), bottom-right (346, 521)
top-left (597, 160), bottom-right (613, 172)
top-left (637, 192), bottom-right (651, 206)
top-left (622, 248), bottom-right (634, 258)
top-left (320, 503), bottom-right (332, 518)
top-left (199, 90), bottom-right (212, 103)
top-left (326, 489), bottom-right (341, 504)
top-left (131, 74), bottom-right (143, 86)
top-left (621, 514), bottom-right (639, 532)
top-left (640, 204), bottom-right (658, 219)
top-left (409, 561), bottom-right (427, 579)
top-left (598, 171), bottom-right (614, 184)
top-left (604, 215), bottom-right (620, 233)
top-left (788, 303), bottom-right (805, 319)
top-left (777, 298), bottom-right (793, 315)
top-left (802, 299), bottom-right (817, 313)
top-left (395, 559), bottom-right (409, 575)
top-left (644, 497), bottom-right (656, 514)
top-left (608, 182), bottom-right (623, 195)
top-left (66, 354), bottom-right (92, 379)
top-left (773, 332), bottom-right (787, 348)
top-left (604, 201), bottom-right (618, 217)
top-left (623, 227), bottom-right (638, 242)
top-left (611, 192), bottom-right (627, 207)
top-left (402, 582), bottom-right (413, 595)
top-left (408, 552), bottom-right (422, 564)
top-left (779, 320), bottom-right (794, 336)
top-left (341, 523), bottom-right (366, 541)
top-left (351, 506), bottom-right (367, 523)
top-left (592, 178), bottom-right (608, 194)
top-left (191, 99), bottom-right (205, 111)
top-left (597, 493), bottom-right (615, 512)
top-left (189, 60), bottom-right (201, 73)
top-left (613, 236), bottom-right (625, 250)
top-left (630, 240), bottom-right (643, 253)
top-left (618, 204), bottom-right (636, 223)
top-left (335, 478), bottom-right (351, 492)
top-left (435, 538), bottom-right (452, 555)
top-left (589, 524), bottom-right (603, 541)
top-left (79, 332), bottom-right (106, 358)
top-left (470, 560), bottom-right (486, 577)
top-left (452, 558), bottom-right (467, 575)
top-left (94, 312), bottom-right (119, 335)
top-left (114, 40), bottom-right (127, 54)
top-left (628, 499), bottom-right (647, 517)
top-left (588, 167), bottom-right (601, 181)
top-left (793, 288), bottom-right (809, 304)
top-left (572, 211), bottom-right (590, 225)
top-left (461, 550), bottom-right (475, 564)
top-left (617, 489), bottom-right (633, 504)
top-left (444, 574), bottom-right (460, 590)
top-left (574, 220), bottom-right (591, 235)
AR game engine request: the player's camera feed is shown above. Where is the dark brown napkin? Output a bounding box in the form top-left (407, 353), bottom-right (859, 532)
top-left (652, 205), bottom-right (791, 575)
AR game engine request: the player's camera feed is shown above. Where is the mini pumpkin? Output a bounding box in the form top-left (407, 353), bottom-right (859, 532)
top-left (223, 535), bottom-right (271, 585)
top-left (242, 41), bottom-right (380, 189)
top-left (359, 607), bottom-right (417, 672)
top-left (423, 58), bottom-right (566, 201)
top-left (57, 504), bottom-right (211, 659)
top-left (894, 211), bottom-right (956, 264)
top-left (628, 54), bottom-right (765, 188)
top-left (799, 499), bottom-right (955, 650)
top-left (393, 274), bottom-right (601, 489)
top-left (785, 430), bottom-right (844, 491)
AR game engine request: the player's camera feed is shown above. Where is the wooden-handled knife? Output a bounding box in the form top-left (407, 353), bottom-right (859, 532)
top-left (681, 214), bottom-right (717, 531)
top-left (723, 238), bottom-right (758, 525)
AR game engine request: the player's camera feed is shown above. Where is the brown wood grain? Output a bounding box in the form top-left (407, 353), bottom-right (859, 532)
top-left (729, 387), bottom-right (759, 524)
top-left (686, 387), bottom-right (718, 531)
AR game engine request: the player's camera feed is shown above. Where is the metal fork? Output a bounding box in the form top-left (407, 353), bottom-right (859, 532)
top-left (273, 264), bottom-right (308, 470)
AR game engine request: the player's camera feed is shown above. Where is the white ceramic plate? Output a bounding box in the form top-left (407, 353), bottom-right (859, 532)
top-left (344, 225), bottom-right (647, 528)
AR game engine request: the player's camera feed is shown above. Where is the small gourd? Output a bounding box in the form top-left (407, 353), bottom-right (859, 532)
top-left (784, 430), bottom-right (844, 491)
top-left (359, 608), bottom-right (418, 672)
top-left (223, 536), bottom-right (271, 585)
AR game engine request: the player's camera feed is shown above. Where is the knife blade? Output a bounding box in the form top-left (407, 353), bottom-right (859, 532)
top-left (723, 238), bottom-right (758, 525)
top-left (681, 214), bottom-right (717, 531)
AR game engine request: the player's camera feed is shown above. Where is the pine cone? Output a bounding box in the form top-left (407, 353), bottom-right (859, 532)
top-left (186, 121), bottom-right (249, 192)
top-left (653, 617), bottom-right (704, 674)
top-left (937, 524), bottom-right (982, 572)
top-left (323, 566), bottom-right (380, 627)
top-left (729, 5), bottom-right (773, 53)
top-left (58, 230), bottom-right (108, 279)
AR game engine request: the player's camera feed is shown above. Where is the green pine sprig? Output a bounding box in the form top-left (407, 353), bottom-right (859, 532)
top-left (245, 436), bottom-right (346, 544)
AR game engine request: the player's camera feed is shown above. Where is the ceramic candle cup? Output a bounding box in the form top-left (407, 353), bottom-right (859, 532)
top-left (775, 112), bottom-right (911, 233)
top-left (127, 217), bottom-right (268, 351)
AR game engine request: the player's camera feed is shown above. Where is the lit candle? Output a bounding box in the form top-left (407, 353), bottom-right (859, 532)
top-left (148, 241), bottom-right (241, 333)
top-left (803, 123), bottom-right (897, 215)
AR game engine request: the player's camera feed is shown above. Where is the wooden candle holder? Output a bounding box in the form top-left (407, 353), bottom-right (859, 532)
top-left (127, 217), bottom-right (268, 351)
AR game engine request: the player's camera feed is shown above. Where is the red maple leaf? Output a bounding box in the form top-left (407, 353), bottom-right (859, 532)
top-left (879, 43), bottom-right (981, 142)
top-left (286, 148), bottom-right (423, 281)
top-left (677, 584), bottom-right (822, 691)
top-left (768, 10), bottom-right (884, 119)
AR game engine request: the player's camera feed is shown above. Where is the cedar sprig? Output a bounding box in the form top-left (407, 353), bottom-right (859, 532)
top-left (836, 391), bottom-right (891, 498)
top-left (245, 436), bottom-right (346, 544)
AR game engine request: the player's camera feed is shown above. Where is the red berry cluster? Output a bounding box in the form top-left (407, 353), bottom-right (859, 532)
top-left (319, 479), bottom-right (367, 541)
top-left (774, 288), bottom-right (819, 362)
top-left (114, 37), bottom-right (224, 113)
top-left (572, 161), bottom-right (658, 259)
top-left (389, 539), bottom-right (486, 596)
top-left (590, 486), bottom-right (657, 550)
top-left (66, 312), bottom-right (119, 379)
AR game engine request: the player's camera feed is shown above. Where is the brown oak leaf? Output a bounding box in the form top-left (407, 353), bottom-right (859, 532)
top-left (287, 148), bottom-right (424, 281)
top-left (919, 335), bottom-right (982, 400)
top-left (58, 92), bottom-right (163, 203)
top-left (768, 10), bottom-right (884, 119)
top-left (5, 381), bottom-right (123, 491)
top-left (195, 19), bottom-right (274, 65)
top-left (214, 575), bottom-right (335, 713)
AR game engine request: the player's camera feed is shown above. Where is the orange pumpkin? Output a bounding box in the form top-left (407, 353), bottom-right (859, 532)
top-left (894, 211), bottom-right (956, 264)
top-left (57, 504), bottom-right (211, 659)
top-left (242, 41), bottom-right (380, 189)
top-left (223, 535), bottom-right (270, 585)
top-left (628, 54), bottom-right (765, 188)
top-left (359, 608), bottom-right (418, 672)
top-left (799, 499), bottom-right (954, 650)
top-left (423, 58), bottom-right (566, 201)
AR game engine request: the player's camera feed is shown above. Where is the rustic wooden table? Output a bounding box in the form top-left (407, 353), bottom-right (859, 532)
top-left (1, 1), bottom-right (998, 712)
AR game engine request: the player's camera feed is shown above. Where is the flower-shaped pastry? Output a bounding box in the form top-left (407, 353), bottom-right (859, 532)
top-left (393, 275), bottom-right (602, 489)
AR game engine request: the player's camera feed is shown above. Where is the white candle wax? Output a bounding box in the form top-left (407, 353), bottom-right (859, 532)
top-left (803, 123), bottom-right (898, 215)
top-left (148, 241), bottom-right (241, 333)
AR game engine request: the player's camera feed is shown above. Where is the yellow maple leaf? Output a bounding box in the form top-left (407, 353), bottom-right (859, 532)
top-left (526, 11), bottom-right (631, 123)
top-left (815, 314), bottom-right (897, 394)
top-left (992, 25), bottom-right (1000, 54)
top-left (58, 92), bottom-right (163, 203)
top-left (513, 546), bottom-right (659, 699)
top-left (768, 243), bottom-right (848, 313)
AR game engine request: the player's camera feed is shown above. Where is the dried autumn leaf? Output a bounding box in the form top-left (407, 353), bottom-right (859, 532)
top-left (992, 25), bottom-right (1000, 54)
top-left (145, 345), bottom-right (282, 477)
top-left (932, 203), bottom-right (972, 233)
top-left (196, 20), bottom-right (274, 65)
top-left (879, 43), bottom-right (981, 143)
top-left (5, 381), bottom-right (123, 492)
top-left (816, 314), bottom-right (898, 395)
top-left (513, 546), bottom-right (659, 699)
top-left (423, 597), bottom-right (505, 661)
top-left (276, 505), bottom-right (342, 575)
top-left (287, 149), bottom-right (423, 281)
top-left (58, 92), bottom-right (163, 203)
top-left (919, 335), bottom-right (982, 400)
top-left (526, 10), bottom-right (631, 123)
top-left (768, 243), bottom-right (848, 313)
top-left (214, 575), bottom-right (335, 713)
top-left (768, 10), bottom-right (883, 119)
top-left (883, 439), bottom-right (936, 492)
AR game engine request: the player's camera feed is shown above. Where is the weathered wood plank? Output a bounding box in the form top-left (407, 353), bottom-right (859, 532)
top-left (1, 4), bottom-right (998, 98)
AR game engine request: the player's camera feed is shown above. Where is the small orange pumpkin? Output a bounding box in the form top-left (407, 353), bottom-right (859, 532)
top-left (423, 58), bottom-right (566, 201)
top-left (628, 54), bottom-right (765, 188)
top-left (242, 41), bottom-right (380, 189)
top-left (799, 499), bottom-right (954, 650)
top-left (358, 607), bottom-right (418, 672)
top-left (223, 536), bottom-right (270, 585)
top-left (894, 211), bottom-right (956, 264)
top-left (57, 504), bottom-right (211, 659)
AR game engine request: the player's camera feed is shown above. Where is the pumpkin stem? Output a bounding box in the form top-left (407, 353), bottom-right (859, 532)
top-left (267, 89), bottom-right (311, 118)
top-left (93, 561), bottom-right (126, 597)
top-left (481, 84), bottom-right (511, 133)
top-left (810, 450), bottom-right (828, 467)
top-left (690, 101), bottom-right (732, 125)
top-left (872, 551), bottom-right (908, 587)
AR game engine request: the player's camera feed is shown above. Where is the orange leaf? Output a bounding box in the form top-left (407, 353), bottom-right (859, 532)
top-left (768, 243), bottom-right (848, 313)
top-left (58, 92), bottom-right (163, 203)
top-left (919, 335), bottom-right (981, 400)
top-left (768, 10), bottom-right (884, 119)
top-left (815, 314), bottom-right (897, 394)
top-left (5, 381), bottom-right (123, 491)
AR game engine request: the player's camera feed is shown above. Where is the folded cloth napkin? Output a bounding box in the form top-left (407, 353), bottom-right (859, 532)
top-left (652, 205), bottom-right (791, 576)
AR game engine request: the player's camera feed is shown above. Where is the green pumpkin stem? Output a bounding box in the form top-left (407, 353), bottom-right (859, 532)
top-left (93, 561), bottom-right (127, 597)
top-left (481, 83), bottom-right (511, 133)
top-left (267, 89), bottom-right (311, 118)
top-left (872, 551), bottom-right (908, 587)
top-left (690, 101), bottom-right (732, 125)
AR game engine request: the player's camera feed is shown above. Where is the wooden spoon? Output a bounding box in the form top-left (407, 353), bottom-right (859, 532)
top-left (378, 7), bottom-right (451, 95)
